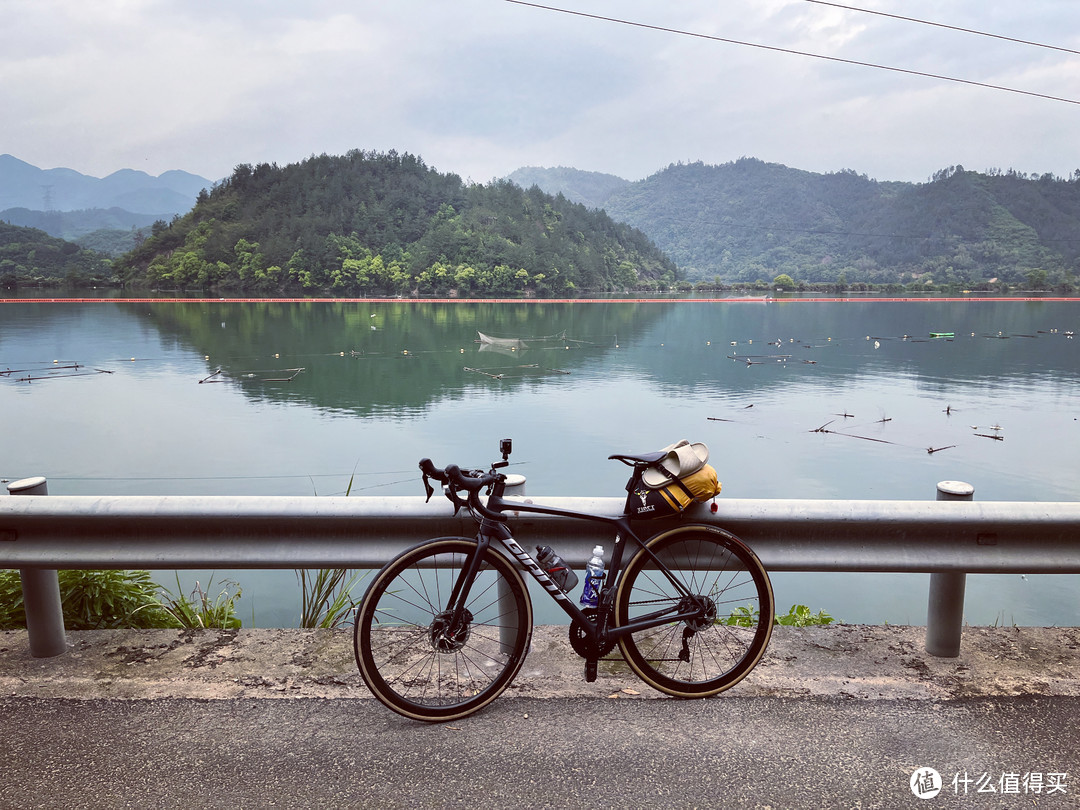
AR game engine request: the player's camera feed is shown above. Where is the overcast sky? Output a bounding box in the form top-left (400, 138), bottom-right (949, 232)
top-left (3, 0), bottom-right (1078, 185)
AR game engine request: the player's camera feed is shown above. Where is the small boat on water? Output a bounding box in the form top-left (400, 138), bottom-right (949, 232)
top-left (929, 332), bottom-right (955, 338)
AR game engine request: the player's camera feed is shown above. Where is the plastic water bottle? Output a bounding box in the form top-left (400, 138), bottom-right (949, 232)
top-left (580, 545), bottom-right (605, 608)
top-left (535, 545), bottom-right (578, 592)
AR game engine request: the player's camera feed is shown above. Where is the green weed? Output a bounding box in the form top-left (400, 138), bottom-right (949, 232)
top-left (0, 568), bottom-right (175, 630)
top-left (156, 574), bottom-right (243, 629)
top-left (774, 604), bottom-right (836, 627)
top-left (723, 603), bottom-right (837, 628)
top-left (297, 569), bottom-right (364, 629)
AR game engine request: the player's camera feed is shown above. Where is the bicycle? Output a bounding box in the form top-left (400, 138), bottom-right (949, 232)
top-left (353, 439), bottom-right (774, 722)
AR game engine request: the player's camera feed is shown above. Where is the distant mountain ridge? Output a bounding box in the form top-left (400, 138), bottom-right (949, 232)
top-left (509, 160), bottom-right (1080, 288)
top-left (6, 152), bottom-right (1078, 292)
top-left (0, 207), bottom-right (161, 238)
top-left (506, 166), bottom-right (630, 209)
top-left (0, 154), bottom-right (212, 216)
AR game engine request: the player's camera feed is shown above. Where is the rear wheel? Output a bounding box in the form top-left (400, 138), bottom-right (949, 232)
top-left (355, 537), bottom-right (532, 722)
top-left (614, 526), bottom-right (773, 697)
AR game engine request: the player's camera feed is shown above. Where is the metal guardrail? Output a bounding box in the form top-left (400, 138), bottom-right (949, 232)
top-left (3, 477), bottom-right (1079, 659)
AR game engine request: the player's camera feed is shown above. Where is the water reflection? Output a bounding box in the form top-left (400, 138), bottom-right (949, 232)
top-left (138, 301), bottom-right (653, 416)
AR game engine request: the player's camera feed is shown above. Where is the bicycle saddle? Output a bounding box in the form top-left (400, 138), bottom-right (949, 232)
top-left (608, 451), bottom-right (667, 466)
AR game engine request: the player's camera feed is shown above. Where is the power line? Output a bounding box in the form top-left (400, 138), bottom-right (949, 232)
top-left (503, 1), bottom-right (1080, 106)
top-left (803, 0), bottom-right (1080, 57)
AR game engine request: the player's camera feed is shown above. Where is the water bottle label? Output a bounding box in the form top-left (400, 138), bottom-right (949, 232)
top-left (581, 573), bottom-right (600, 607)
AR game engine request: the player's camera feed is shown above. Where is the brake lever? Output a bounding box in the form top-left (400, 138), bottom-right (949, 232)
top-left (421, 473), bottom-right (435, 503)
top-left (446, 486), bottom-right (466, 517)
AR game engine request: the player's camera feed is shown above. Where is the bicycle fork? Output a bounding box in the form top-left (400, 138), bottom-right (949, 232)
top-left (446, 522), bottom-right (561, 656)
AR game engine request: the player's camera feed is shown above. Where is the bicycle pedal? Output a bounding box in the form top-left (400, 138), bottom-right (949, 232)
top-left (585, 659), bottom-right (598, 683)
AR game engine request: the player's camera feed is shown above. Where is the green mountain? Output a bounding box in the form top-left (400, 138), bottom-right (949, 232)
top-left (0, 222), bottom-right (114, 286)
top-left (522, 159), bottom-right (1080, 289)
top-left (115, 151), bottom-right (678, 295)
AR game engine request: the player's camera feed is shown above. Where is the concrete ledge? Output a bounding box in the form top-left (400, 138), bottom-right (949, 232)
top-left (2, 625), bottom-right (1079, 702)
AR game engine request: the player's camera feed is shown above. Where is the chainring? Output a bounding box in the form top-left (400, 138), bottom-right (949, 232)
top-left (569, 608), bottom-right (618, 659)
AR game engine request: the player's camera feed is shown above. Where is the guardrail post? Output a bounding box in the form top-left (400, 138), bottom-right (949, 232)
top-left (8, 477), bottom-right (67, 657)
top-left (925, 481), bottom-right (973, 657)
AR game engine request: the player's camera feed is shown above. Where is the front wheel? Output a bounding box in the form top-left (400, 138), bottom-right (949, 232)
top-left (354, 537), bottom-right (533, 722)
top-left (614, 526), bottom-right (773, 697)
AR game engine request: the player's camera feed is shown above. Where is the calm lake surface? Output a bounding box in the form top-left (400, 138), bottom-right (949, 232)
top-left (2, 296), bottom-right (1077, 627)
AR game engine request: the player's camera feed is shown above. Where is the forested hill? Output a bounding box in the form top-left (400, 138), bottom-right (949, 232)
top-left (0, 222), bottom-right (113, 286)
top-left (523, 159), bottom-right (1080, 290)
top-left (115, 151), bottom-right (677, 295)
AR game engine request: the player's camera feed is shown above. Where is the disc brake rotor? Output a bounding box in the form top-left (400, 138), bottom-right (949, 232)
top-left (430, 609), bottom-right (474, 653)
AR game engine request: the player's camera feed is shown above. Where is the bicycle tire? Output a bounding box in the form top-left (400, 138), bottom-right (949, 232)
top-left (614, 525), bottom-right (773, 697)
top-left (355, 537), bottom-right (533, 722)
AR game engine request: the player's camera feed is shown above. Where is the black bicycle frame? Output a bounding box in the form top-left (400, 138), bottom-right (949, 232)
top-left (448, 486), bottom-right (704, 652)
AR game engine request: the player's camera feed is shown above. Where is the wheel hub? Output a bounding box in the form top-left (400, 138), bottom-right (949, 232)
top-left (430, 609), bottom-right (474, 653)
top-left (682, 595), bottom-right (718, 632)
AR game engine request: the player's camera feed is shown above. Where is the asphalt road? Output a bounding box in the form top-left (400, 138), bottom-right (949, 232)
top-left (2, 694), bottom-right (1078, 809)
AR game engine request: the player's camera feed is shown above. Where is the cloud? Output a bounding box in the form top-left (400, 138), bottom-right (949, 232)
top-left (1, 0), bottom-right (1077, 183)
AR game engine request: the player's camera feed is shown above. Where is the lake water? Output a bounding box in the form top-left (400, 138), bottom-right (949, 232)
top-left (1, 296), bottom-right (1077, 627)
